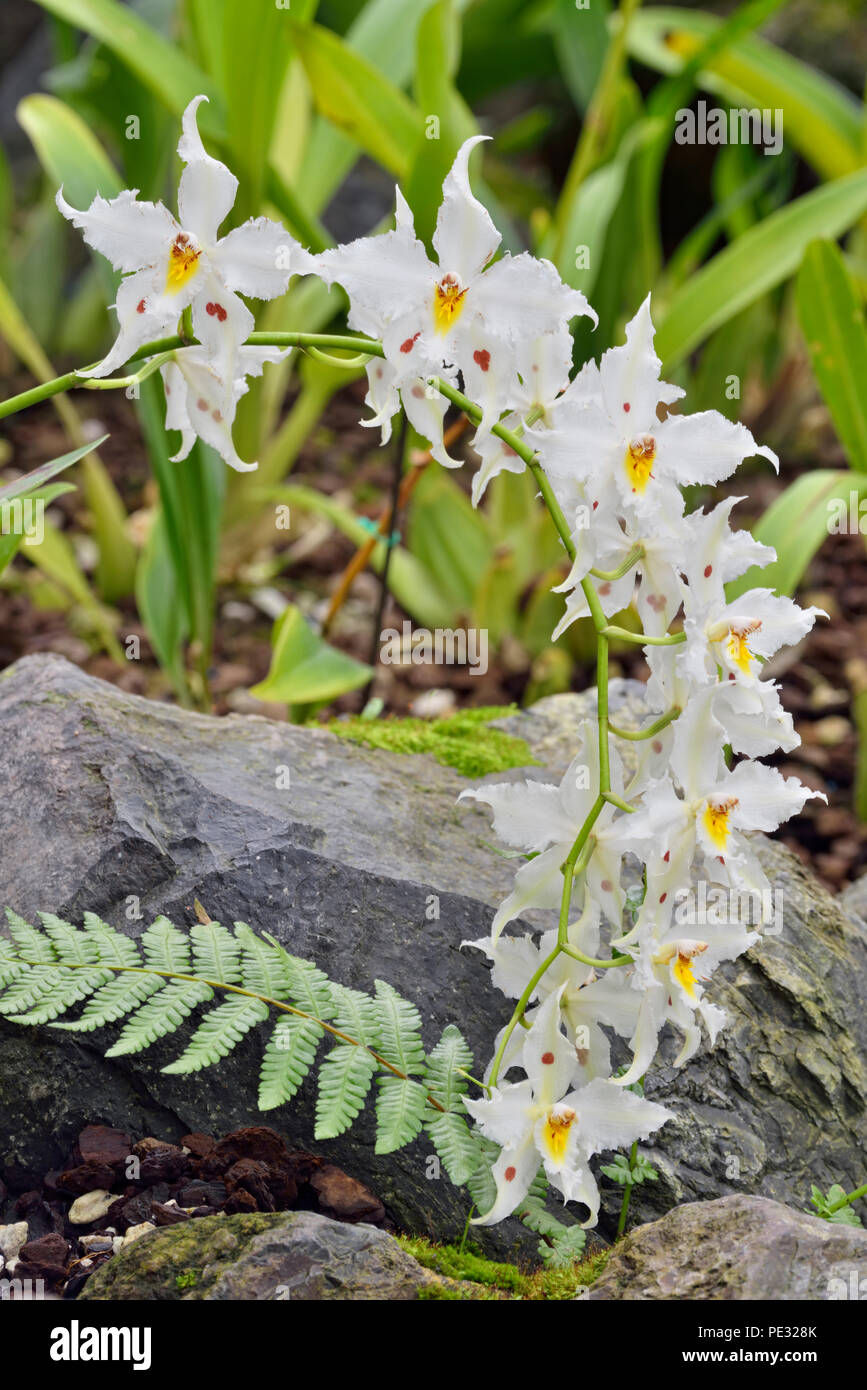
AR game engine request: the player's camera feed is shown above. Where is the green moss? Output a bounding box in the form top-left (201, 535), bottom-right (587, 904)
top-left (397, 1236), bottom-right (610, 1300)
top-left (175, 1268), bottom-right (199, 1291)
top-left (327, 706), bottom-right (538, 778)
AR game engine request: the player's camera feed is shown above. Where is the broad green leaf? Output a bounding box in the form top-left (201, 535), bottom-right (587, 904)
top-left (135, 508), bottom-right (190, 702)
top-left (406, 467), bottom-right (491, 617)
top-left (32, 0), bottom-right (222, 133)
top-left (627, 7), bottom-right (863, 182)
top-left (249, 603), bottom-right (372, 706)
top-left (797, 239), bottom-right (867, 472)
top-left (0, 482), bottom-right (75, 580)
top-left (291, 21), bottom-right (423, 179)
top-left (656, 169), bottom-right (867, 370)
top-left (549, 0), bottom-right (611, 112)
top-left (0, 438), bottom-right (105, 505)
top-left (726, 471), bottom-right (867, 602)
top-left (17, 93), bottom-right (122, 208)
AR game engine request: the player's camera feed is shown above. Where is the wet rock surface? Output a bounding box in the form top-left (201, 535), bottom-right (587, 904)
top-left (590, 1194), bottom-right (867, 1300)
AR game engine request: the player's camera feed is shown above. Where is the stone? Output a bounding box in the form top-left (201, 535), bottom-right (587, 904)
top-left (57, 1164), bottom-right (117, 1196)
top-left (68, 1191), bottom-right (116, 1226)
top-left (84, 1210), bottom-right (459, 1301)
top-left (76, 1125), bottom-right (132, 1173)
top-left (309, 1165), bottom-right (385, 1225)
top-left (590, 1195), bottom-right (867, 1300)
top-left (121, 1222), bottom-right (155, 1248)
top-left (0, 656), bottom-right (865, 1252)
top-left (18, 1232), bottom-right (69, 1287)
top-left (0, 1221), bottom-right (28, 1269)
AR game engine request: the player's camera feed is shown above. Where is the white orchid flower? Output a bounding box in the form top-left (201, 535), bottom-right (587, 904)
top-left (612, 918), bottom-right (757, 1085)
top-left (532, 296), bottom-right (778, 522)
top-left (470, 328), bottom-right (575, 505)
top-left (315, 137), bottom-right (594, 458)
top-left (679, 588), bottom-right (825, 688)
top-left (57, 95), bottom-right (312, 378)
top-left (613, 697), bottom-right (824, 944)
top-left (465, 988), bottom-right (671, 1226)
top-left (464, 915), bottom-right (620, 1082)
top-left (160, 345), bottom-right (288, 473)
top-left (459, 722), bottom-right (626, 939)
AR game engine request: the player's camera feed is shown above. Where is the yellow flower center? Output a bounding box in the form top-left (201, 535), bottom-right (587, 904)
top-left (655, 940), bottom-right (709, 1000)
top-left (166, 233), bottom-right (201, 294)
top-left (542, 1105), bottom-right (576, 1163)
top-left (702, 797), bottom-right (738, 851)
top-left (433, 274), bottom-right (467, 334)
top-left (624, 435), bottom-right (656, 493)
top-left (723, 620), bottom-right (762, 676)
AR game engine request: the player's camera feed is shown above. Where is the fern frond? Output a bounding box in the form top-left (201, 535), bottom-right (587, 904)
top-left (38, 913), bottom-right (101, 966)
top-left (373, 980), bottom-right (425, 1075)
top-left (425, 1024), bottom-right (472, 1110)
top-left (82, 912), bottom-right (141, 968)
top-left (235, 924), bottom-right (291, 1000)
top-left (105, 979), bottom-right (214, 1057)
top-left (5, 908), bottom-right (56, 963)
top-left (375, 1075), bottom-right (428, 1154)
top-left (161, 994), bottom-right (269, 1074)
top-left (262, 935), bottom-right (334, 1020)
top-left (259, 1015), bottom-right (321, 1110)
top-left (53, 971), bottom-right (165, 1033)
top-left (427, 1112), bottom-right (479, 1186)
top-left (0, 941), bottom-right (27, 989)
top-left (0, 965), bottom-right (64, 1015)
top-left (4, 968), bottom-right (113, 1025)
top-left (464, 1134), bottom-right (500, 1217)
top-left (142, 916), bottom-right (193, 973)
top-left (315, 1046), bottom-right (378, 1140)
top-left (190, 921), bottom-right (241, 983)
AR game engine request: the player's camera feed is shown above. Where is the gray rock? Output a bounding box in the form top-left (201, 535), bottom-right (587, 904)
top-left (0, 654), bottom-right (866, 1252)
top-left (68, 1191), bottom-right (115, 1226)
top-left (83, 1210), bottom-right (453, 1301)
top-left (590, 1194), bottom-right (867, 1300)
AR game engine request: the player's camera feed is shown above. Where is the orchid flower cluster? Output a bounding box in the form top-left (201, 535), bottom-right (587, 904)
top-left (56, 101), bottom-right (825, 1233)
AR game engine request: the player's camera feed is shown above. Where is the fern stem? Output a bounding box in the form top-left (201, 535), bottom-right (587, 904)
top-left (26, 959), bottom-right (446, 1112)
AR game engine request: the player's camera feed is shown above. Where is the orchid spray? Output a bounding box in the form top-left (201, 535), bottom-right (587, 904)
top-left (0, 106), bottom-right (825, 1250)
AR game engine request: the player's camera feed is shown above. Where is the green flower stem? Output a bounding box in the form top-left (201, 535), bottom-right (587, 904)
top-left (80, 352), bottom-right (176, 391)
top-left (561, 943), bottom-right (632, 969)
top-left (487, 942), bottom-right (564, 1089)
top-left (0, 334), bottom-right (385, 421)
top-left (601, 625), bottom-right (686, 646)
top-left (590, 547), bottom-right (644, 582)
top-left (608, 707), bottom-right (682, 741)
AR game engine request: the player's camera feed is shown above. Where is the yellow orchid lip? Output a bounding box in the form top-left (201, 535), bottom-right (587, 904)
top-left (624, 435), bottom-right (656, 493)
top-left (166, 232), bottom-right (201, 294)
top-left (433, 273), bottom-right (467, 334)
top-left (542, 1105), bottom-right (577, 1163)
top-left (655, 940), bottom-right (709, 1000)
top-left (702, 797), bottom-right (738, 851)
top-left (712, 618), bottom-right (762, 676)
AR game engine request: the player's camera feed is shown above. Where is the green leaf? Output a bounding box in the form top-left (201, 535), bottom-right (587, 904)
top-left (375, 1075), bottom-right (428, 1154)
top-left (17, 93), bottom-right (122, 208)
top-left (726, 471), bottom-right (867, 602)
top-left (249, 603), bottom-right (372, 706)
top-left (425, 1023), bottom-right (472, 1111)
top-left (105, 979), bottom-right (215, 1057)
top-left (315, 1044), bottom-right (378, 1139)
top-left (626, 6), bottom-right (863, 182)
top-left (53, 971), bottom-right (165, 1033)
top-left (291, 21), bottom-right (423, 179)
top-left (656, 169), bottom-right (867, 370)
top-left (797, 239), bottom-right (867, 472)
top-left (162, 995), bottom-right (269, 1074)
top-left (141, 916), bottom-right (193, 974)
top-left (406, 467), bottom-right (492, 617)
top-left (32, 0), bottom-right (221, 133)
top-left (219, 0), bottom-right (301, 215)
top-left (190, 921), bottom-right (242, 984)
top-left (427, 1111), bottom-right (478, 1186)
top-left (549, 0), bottom-right (611, 112)
top-left (259, 1014), bottom-right (322, 1110)
top-left (373, 979), bottom-right (425, 1075)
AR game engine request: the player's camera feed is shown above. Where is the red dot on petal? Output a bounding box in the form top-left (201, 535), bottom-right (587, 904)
top-left (205, 302), bottom-right (216, 316)
top-left (212, 410), bottom-right (222, 423)
top-left (704, 565), bottom-right (712, 578)
top-left (601, 879), bottom-right (613, 893)
top-left (504, 1166), bottom-right (517, 1182)
top-left (652, 741), bottom-right (663, 754)
top-left (541, 1051), bottom-right (555, 1065)
top-left (136, 300), bottom-right (146, 314)
top-left (718, 856), bottom-right (725, 864)
top-left (216, 304), bottom-right (227, 322)
top-left (660, 892), bottom-right (667, 903)
top-left (623, 402), bottom-right (631, 412)
top-left (473, 348), bottom-right (491, 373)
top-left (196, 398), bottom-right (208, 411)
top-left (663, 850), bottom-right (670, 862)
top-left (400, 332), bottom-right (421, 354)
top-left (592, 501), bottom-right (599, 511)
